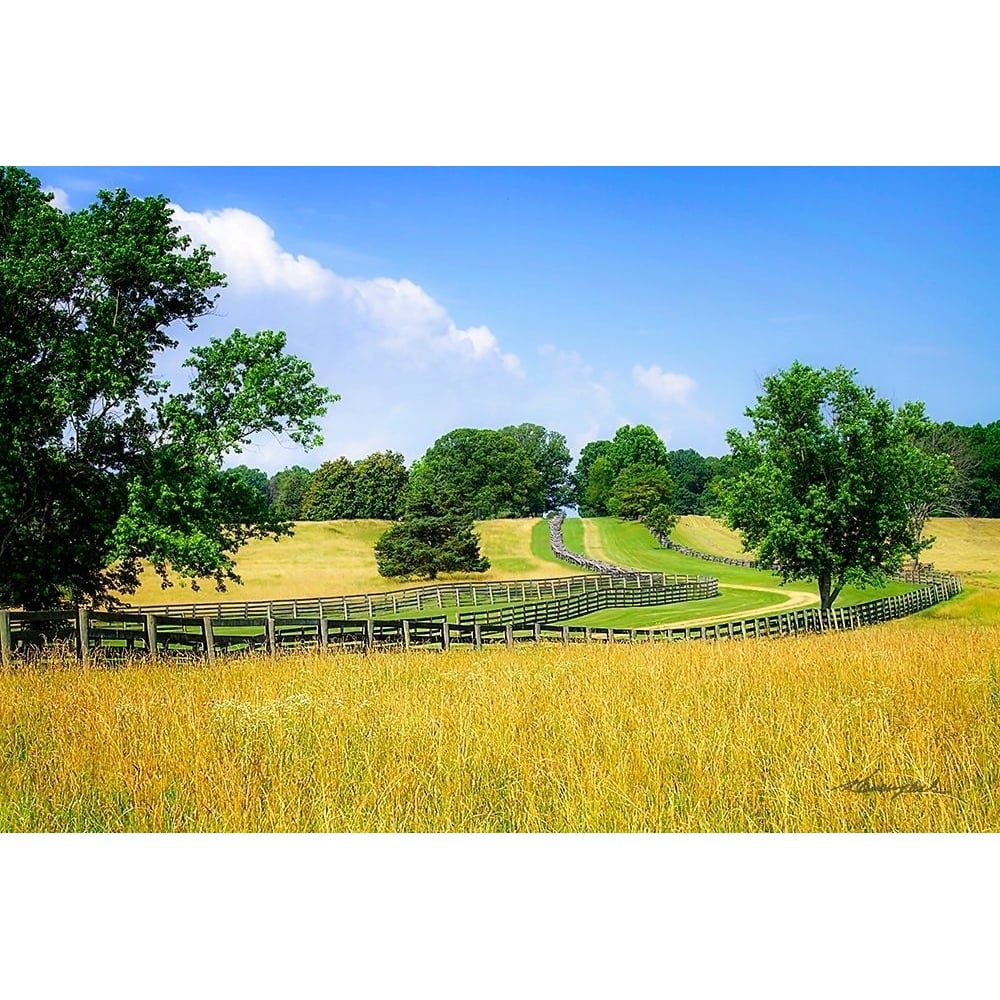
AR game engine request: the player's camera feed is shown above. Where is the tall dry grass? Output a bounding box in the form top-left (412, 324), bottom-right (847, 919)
top-left (3, 620), bottom-right (997, 832)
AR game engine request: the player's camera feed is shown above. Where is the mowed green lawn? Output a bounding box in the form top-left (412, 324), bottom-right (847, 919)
top-left (565, 516), bottom-right (923, 628)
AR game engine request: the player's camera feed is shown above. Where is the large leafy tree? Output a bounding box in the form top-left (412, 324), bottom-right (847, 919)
top-left (607, 463), bottom-right (675, 520)
top-left (501, 423), bottom-right (573, 512)
top-left (374, 490), bottom-right (489, 581)
top-left (574, 425), bottom-right (672, 517)
top-left (572, 440), bottom-right (613, 514)
top-left (666, 448), bottom-right (715, 514)
top-left (301, 457), bottom-right (358, 520)
top-left (353, 450), bottom-right (409, 520)
top-left (608, 424), bottom-right (670, 472)
top-left (717, 362), bottom-right (952, 610)
top-left (0, 168), bottom-right (336, 607)
top-left (268, 466), bottom-right (314, 521)
top-left (407, 428), bottom-right (545, 519)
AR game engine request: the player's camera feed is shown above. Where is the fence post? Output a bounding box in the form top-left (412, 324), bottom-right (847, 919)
top-left (505, 624), bottom-right (514, 647)
top-left (402, 619), bottom-right (411, 650)
top-left (364, 618), bottom-right (374, 651)
top-left (0, 610), bottom-right (11, 667)
top-left (202, 616), bottom-right (217, 664)
top-left (473, 623), bottom-right (482, 650)
top-left (265, 616), bottom-right (276, 655)
top-left (442, 621), bottom-right (451, 652)
top-left (77, 607), bottom-right (90, 664)
top-left (145, 614), bottom-right (159, 658)
top-left (318, 617), bottom-right (329, 651)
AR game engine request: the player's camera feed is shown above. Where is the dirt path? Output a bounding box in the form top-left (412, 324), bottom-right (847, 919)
top-left (656, 583), bottom-right (816, 628)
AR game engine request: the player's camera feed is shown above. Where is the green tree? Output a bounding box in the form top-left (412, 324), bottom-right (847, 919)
top-left (643, 502), bottom-right (678, 542)
top-left (607, 463), bottom-right (675, 520)
top-left (501, 423), bottom-right (573, 511)
top-left (608, 424), bottom-right (670, 472)
top-left (228, 465), bottom-right (271, 509)
top-left (666, 448), bottom-right (714, 514)
top-left (353, 450), bottom-right (409, 519)
top-left (374, 491), bottom-right (489, 580)
top-left (580, 454), bottom-right (617, 516)
top-left (268, 466), bottom-right (313, 521)
top-left (0, 168), bottom-right (337, 607)
top-left (574, 426), bottom-right (670, 516)
top-left (301, 457), bottom-right (357, 520)
top-left (407, 428), bottom-right (544, 519)
top-left (572, 439), bottom-right (613, 514)
top-left (717, 362), bottom-right (950, 610)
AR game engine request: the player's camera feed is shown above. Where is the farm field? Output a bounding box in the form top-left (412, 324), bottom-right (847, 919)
top-left (565, 516), bottom-right (921, 628)
top-left (121, 518), bottom-right (577, 607)
top-left (3, 513), bottom-right (996, 833)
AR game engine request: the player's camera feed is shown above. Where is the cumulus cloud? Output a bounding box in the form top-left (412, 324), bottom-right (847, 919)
top-left (170, 203), bottom-right (521, 375)
top-left (43, 186), bottom-right (71, 212)
top-left (169, 205), bottom-right (335, 300)
top-left (632, 364), bottom-right (697, 404)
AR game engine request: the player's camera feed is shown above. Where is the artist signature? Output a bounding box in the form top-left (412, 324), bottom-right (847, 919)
top-left (833, 770), bottom-right (962, 802)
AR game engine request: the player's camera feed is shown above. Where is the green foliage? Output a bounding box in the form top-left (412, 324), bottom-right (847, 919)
top-left (643, 503), bottom-right (678, 540)
top-left (581, 454), bottom-right (617, 516)
top-left (667, 449), bottom-right (716, 514)
top-left (941, 419), bottom-right (1000, 517)
top-left (572, 440), bottom-right (613, 514)
top-left (608, 424), bottom-right (670, 471)
top-left (353, 450), bottom-right (409, 520)
top-left (574, 425), bottom-right (670, 516)
top-left (301, 457), bottom-right (357, 520)
top-left (716, 361), bottom-right (948, 610)
top-left (407, 427), bottom-right (545, 519)
top-left (228, 466), bottom-right (270, 507)
top-left (374, 513), bottom-right (490, 580)
top-left (0, 167), bottom-right (337, 607)
top-left (268, 467), bottom-right (313, 521)
top-left (501, 423), bottom-right (573, 511)
top-left (607, 463), bottom-right (675, 520)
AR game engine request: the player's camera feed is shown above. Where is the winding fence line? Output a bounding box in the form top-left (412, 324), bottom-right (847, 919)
top-left (0, 515), bottom-right (963, 664)
top-left (131, 572), bottom-right (670, 620)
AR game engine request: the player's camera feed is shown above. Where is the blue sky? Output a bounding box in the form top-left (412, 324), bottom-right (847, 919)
top-left (27, 166), bottom-right (1000, 473)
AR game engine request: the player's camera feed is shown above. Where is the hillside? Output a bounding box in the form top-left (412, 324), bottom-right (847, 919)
top-left (121, 518), bottom-right (577, 606)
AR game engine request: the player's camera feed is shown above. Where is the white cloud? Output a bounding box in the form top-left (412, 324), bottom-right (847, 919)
top-left (170, 203), bottom-right (521, 375)
top-left (169, 205), bottom-right (335, 300)
top-left (632, 364), bottom-right (697, 404)
top-left (43, 186), bottom-right (71, 212)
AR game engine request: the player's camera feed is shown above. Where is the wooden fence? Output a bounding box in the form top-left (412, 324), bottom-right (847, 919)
top-left (0, 571), bottom-right (962, 665)
top-left (129, 570), bottom-right (670, 620)
top-left (0, 513), bottom-right (964, 664)
top-left (456, 577), bottom-right (718, 626)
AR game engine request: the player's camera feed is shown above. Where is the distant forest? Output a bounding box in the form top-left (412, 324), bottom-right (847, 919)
top-left (229, 418), bottom-right (1000, 523)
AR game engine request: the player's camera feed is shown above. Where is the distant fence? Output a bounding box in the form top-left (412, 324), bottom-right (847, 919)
top-left (129, 570), bottom-right (669, 620)
top-left (651, 531), bottom-right (943, 583)
top-left (653, 533), bottom-right (760, 568)
top-left (456, 576), bottom-right (718, 627)
top-left (548, 513), bottom-right (651, 575)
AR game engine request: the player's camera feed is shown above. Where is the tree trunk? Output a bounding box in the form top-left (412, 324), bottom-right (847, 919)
top-left (818, 570), bottom-right (833, 611)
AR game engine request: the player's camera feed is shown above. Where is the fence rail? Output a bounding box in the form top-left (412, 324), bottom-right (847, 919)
top-left (128, 570), bottom-right (670, 620)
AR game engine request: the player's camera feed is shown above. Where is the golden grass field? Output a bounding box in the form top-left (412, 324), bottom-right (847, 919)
top-left (4, 515), bottom-right (998, 833)
top-left (122, 518), bottom-right (576, 606)
top-left (2, 624), bottom-right (997, 832)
